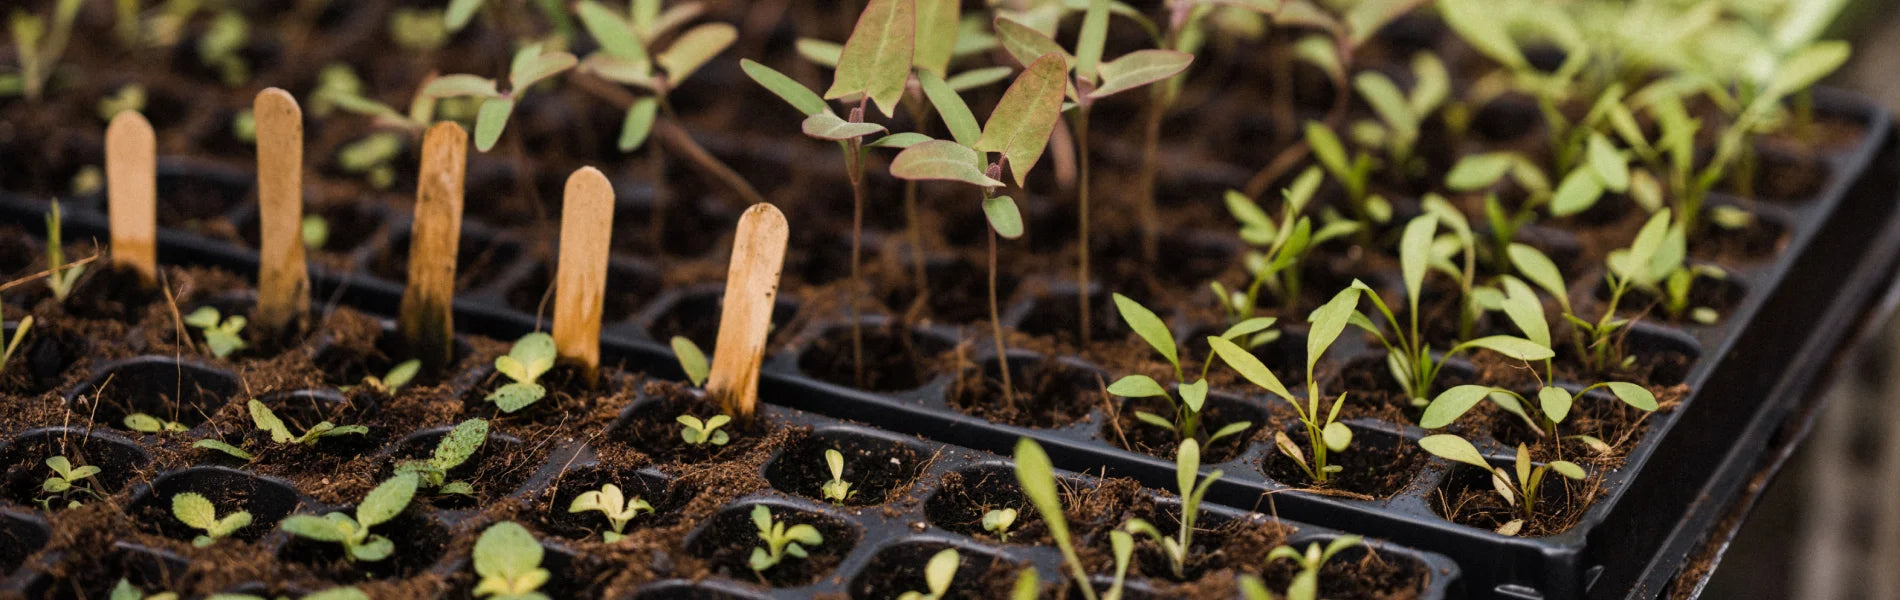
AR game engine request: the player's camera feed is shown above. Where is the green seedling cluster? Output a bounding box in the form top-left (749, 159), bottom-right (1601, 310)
top-left (2, 0), bottom-right (80, 101)
top-left (38, 455), bottom-right (102, 510)
top-left (748, 504), bottom-right (824, 573)
top-left (423, 44), bottom-right (576, 152)
top-left (394, 418), bottom-right (489, 496)
top-left (568, 483), bottom-right (653, 543)
top-left (184, 307), bottom-right (249, 359)
top-left (172, 492), bottom-right (252, 547)
top-left (279, 473), bottom-right (419, 562)
top-left (1216, 168), bottom-right (1358, 318)
top-left (821, 448), bottom-right (855, 504)
top-left (1239, 536), bottom-right (1363, 600)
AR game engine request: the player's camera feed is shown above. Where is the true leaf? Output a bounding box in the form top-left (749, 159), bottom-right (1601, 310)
top-left (1606, 382), bottom-right (1658, 411)
top-left (1106, 375), bottom-right (1167, 398)
top-left (825, 0), bottom-right (915, 118)
top-left (173, 492), bottom-right (218, 529)
top-left (1420, 385), bottom-right (1491, 429)
top-left (992, 18), bottom-right (1071, 72)
top-left (1089, 50), bottom-right (1192, 99)
top-left (913, 0), bottom-right (960, 76)
top-left (983, 195), bottom-right (1024, 239)
top-left (741, 60), bottom-right (827, 116)
top-left (656, 23), bottom-right (734, 82)
top-left (976, 54), bottom-right (1067, 187)
top-left (1418, 434), bottom-right (1490, 468)
top-left (917, 70), bottom-right (980, 146)
top-left (619, 97), bottom-right (659, 151)
top-left (800, 111), bottom-right (887, 141)
top-left (1112, 293), bottom-right (1175, 368)
top-left (890, 140), bottom-right (1002, 187)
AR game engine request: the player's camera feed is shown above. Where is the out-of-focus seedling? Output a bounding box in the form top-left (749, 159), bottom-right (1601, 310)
top-left (1216, 168), bottom-right (1358, 317)
top-left (185, 307), bottom-right (249, 359)
top-left (197, 11), bottom-right (250, 86)
top-left (109, 579), bottom-right (177, 600)
top-left (301, 215), bottom-right (330, 251)
top-left (896, 548), bottom-right (960, 600)
top-left (394, 418), bottom-right (488, 495)
top-left (1350, 53), bottom-right (1449, 178)
top-left (1239, 536), bottom-right (1363, 600)
top-left (748, 504), bottom-right (824, 573)
top-left (422, 44), bottom-right (577, 151)
top-left (486, 332), bottom-right (557, 413)
top-left (821, 449), bottom-right (855, 504)
top-left (0, 316), bottom-right (31, 379)
top-left (279, 473), bottom-right (420, 562)
top-left (568, 483), bottom-right (653, 543)
top-left (99, 85), bottom-right (147, 122)
top-left (172, 491), bottom-right (252, 547)
top-left (472, 521), bottom-right (551, 600)
top-left (1419, 435), bottom-right (1583, 535)
top-left (125, 413), bottom-right (189, 434)
top-left (1015, 438), bottom-right (1129, 600)
top-left (2, 0), bottom-right (81, 101)
top-left (38, 455), bottom-right (102, 510)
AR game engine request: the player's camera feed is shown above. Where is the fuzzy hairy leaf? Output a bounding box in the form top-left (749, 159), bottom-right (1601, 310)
top-left (976, 54), bottom-right (1067, 187)
top-left (825, 0), bottom-right (915, 118)
top-left (474, 521), bottom-right (546, 592)
top-left (487, 382), bottom-right (547, 412)
top-left (173, 492), bottom-right (219, 529)
top-left (193, 439), bottom-right (253, 460)
top-left (357, 473), bottom-right (419, 527)
top-left (281, 513), bottom-right (356, 543)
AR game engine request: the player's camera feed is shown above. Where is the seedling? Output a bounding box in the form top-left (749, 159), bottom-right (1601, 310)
top-left (486, 332), bottom-right (557, 413)
top-left (0, 316), bottom-right (31, 379)
top-left (1602, 210), bottom-right (1723, 330)
top-left (43, 200), bottom-right (84, 301)
top-left (982, 507), bottom-right (1017, 541)
top-left (302, 215), bottom-right (330, 251)
top-left (821, 449), bottom-right (855, 504)
top-left (1350, 52), bottom-right (1452, 182)
top-left (422, 43), bottom-right (577, 151)
top-left (1422, 382), bottom-right (1657, 451)
top-left (1350, 215), bottom-right (1553, 407)
top-left (184, 307), bottom-right (248, 359)
top-left (1105, 293), bottom-right (1257, 446)
top-left (887, 54), bottom-right (1068, 404)
top-left (279, 473), bottom-right (420, 561)
top-left (748, 504), bottom-right (824, 573)
top-left (1015, 438), bottom-right (1130, 600)
top-left (98, 85), bottom-right (147, 122)
top-left (1208, 286), bottom-right (1363, 483)
top-left (125, 413), bottom-right (189, 434)
top-left (394, 418), bottom-right (488, 495)
top-left (1239, 536), bottom-right (1363, 600)
top-left (567, 483), bottom-right (653, 543)
top-left (677, 414), bottom-right (732, 447)
top-left (472, 521), bottom-right (551, 600)
top-left (38, 455), bottom-right (102, 510)
top-left (1121, 439), bottom-right (1220, 579)
top-left (109, 579), bottom-right (177, 600)
top-left (346, 359), bottom-right (421, 395)
top-left (1418, 435), bottom-right (1584, 535)
top-left (197, 10), bottom-right (250, 86)
top-left (172, 492), bottom-right (253, 547)
top-left (672, 336), bottom-right (709, 387)
top-left (249, 399), bottom-right (369, 445)
top-left (896, 548), bottom-right (960, 600)
top-left (2, 0), bottom-right (81, 101)
top-left (1215, 168), bottom-right (1359, 317)
top-left (1304, 121), bottom-right (1391, 231)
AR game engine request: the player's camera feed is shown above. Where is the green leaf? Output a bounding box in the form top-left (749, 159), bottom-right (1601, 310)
top-left (1606, 382), bottom-right (1658, 411)
top-left (796, 38), bottom-right (842, 67)
top-left (576, 1), bottom-right (646, 62)
top-left (741, 59), bottom-right (827, 116)
top-left (1421, 385), bottom-right (1492, 429)
top-left (1354, 71), bottom-right (1414, 133)
top-left (1548, 460), bottom-right (1586, 480)
top-left (1507, 244), bottom-right (1569, 308)
top-left (1759, 41), bottom-right (1850, 107)
top-left (1208, 336), bottom-right (1290, 401)
top-left (249, 399), bottom-right (294, 443)
top-left (1012, 439), bottom-right (1071, 546)
top-left (867, 132), bottom-right (931, 148)
top-left (1112, 293), bottom-right (1176, 368)
top-left (1399, 215), bottom-right (1436, 307)
top-left (1074, 0), bottom-right (1108, 81)
top-left (352, 535), bottom-right (395, 561)
top-left (172, 492), bottom-right (217, 529)
top-left (1438, 0), bottom-right (1526, 69)
top-left (1292, 34), bottom-right (1341, 83)
top-left (618, 97), bottom-right (659, 152)
top-left (1550, 167), bottom-right (1605, 217)
top-left (1303, 122), bottom-right (1349, 182)
top-left (1089, 50), bottom-right (1192, 99)
top-left (983, 195), bottom-right (1024, 239)
top-left (1179, 379), bottom-right (1208, 413)
top-left (656, 23), bottom-right (735, 83)
top-left (473, 97), bottom-right (515, 152)
top-left (976, 54), bottom-right (1067, 187)
top-left (508, 44), bottom-right (576, 89)
top-left (193, 439), bottom-right (254, 460)
top-left (357, 474), bottom-right (419, 528)
top-left (1106, 375), bottom-right (1167, 398)
top-left (918, 70), bottom-right (980, 146)
top-left (1538, 386), bottom-right (1572, 423)
top-left (1418, 434), bottom-right (1491, 468)
top-left (1586, 133), bottom-right (1629, 192)
top-left (1306, 286), bottom-right (1363, 378)
top-left (474, 521), bottom-right (543, 580)
top-left (1498, 277), bottom-right (1550, 347)
top-left (1459, 335), bottom-right (1554, 361)
top-left (281, 514), bottom-right (356, 542)
top-left (992, 18), bottom-right (1072, 72)
top-left (800, 111), bottom-right (887, 141)
top-left (891, 140), bottom-right (1002, 187)
top-left (671, 336), bottom-right (710, 387)
top-left (488, 382), bottom-right (546, 412)
top-left (185, 306), bottom-right (221, 328)
top-left (1220, 317), bottom-right (1277, 340)
top-left (913, 0), bottom-right (960, 77)
top-left (1321, 422), bottom-right (1352, 452)
top-left (1446, 153), bottom-right (1514, 191)
top-left (825, 0), bottom-right (915, 118)
top-left (434, 419), bottom-right (489, 470)
top-left (945, 65), bottom-right (1013, 91)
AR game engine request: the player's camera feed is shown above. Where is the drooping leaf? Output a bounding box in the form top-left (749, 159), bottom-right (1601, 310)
top-left (1459, 335), bottom-right (1554, 361)
top-left (825, 0), bottom-right (915, 117)
top-left (890, 140), bottom-right (1002, 187)
top-left (976, 54), bottom-right (1067, 187)
top-left (1418, 434), bottom-right (1490, 468)
top-left (1088, 49), bottom-right (1192, 99)
top-left (656, 23), bottom-right (735, 82)
top-left (800, 111), bottom-right (887, 141)
top-left (741, 59), bottom-right (827, 116)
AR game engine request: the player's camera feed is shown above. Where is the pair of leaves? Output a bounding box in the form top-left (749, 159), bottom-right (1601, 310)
top-left (1607, 210), bottom-right (1687, 289)
top-left (125, 414), bottom-right (189, 434)
top-left (172, 492), bottom-right (253, 547)
top-left (678, 414), bottom-right (732, 445)
top-left (1262, 536), bottom-right (1363, 600)
top-left (279, 473), bottom-right (419, 562)
top-left (249, 400), bottom-right (367, 445)
top-left (568, 483), bottom-right (653, 537)
top-left (41, 456), bottom-right (98, 493)
top-left (748, 504), bottom-right (824, 571)
top-left (472, 521), bottom-right (551, 600)
top-left (488, 333), bottom-right (556, 412)
top-left (892, 52), bottom-right (1067, 189)
top-left (185, 306), bottom-right (248, 358)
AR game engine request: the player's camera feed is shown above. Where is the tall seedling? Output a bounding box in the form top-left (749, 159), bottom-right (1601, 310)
top-left (1, 0), bottom-right (81, 101)
top-left (1015, 438), bottom-right (1130, 600)
top-left (1210, 286), bottom-right (1361, 483)
top-left (886, 55), bottom-right (1068, 406)
top-left (993, 7), bottom-right (1194, 343)
top-left (421, 44), bottom-right (576, 152)
top-left (1106, 294), bottom-right (1260, 446)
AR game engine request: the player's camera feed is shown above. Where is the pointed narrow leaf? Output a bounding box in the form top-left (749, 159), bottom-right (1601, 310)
top-left (866, 132), bottom-right (931, 148)
top-left (741, 59), bottom-right (827, 116)
top-left (576, 1), bottom-right (647, 61)
top-left (825, 0), bottom-right (915, 118)
top-left (1418, 434), bottom-right (1490, 468)
top-left (914, 0), bottom-right (960, 76)
top-left (1208, 336), bottom-right (1290, 400)
top-left (976, 54), bottom-right (1067, 187)
top-left (1012, 439), bottom-right (1070, 542)
top-left (1306, 286), bottom-right (1363, 377)
top-left (1074, 0), bottom-right (1109, 80)
top-left (891, 140), bottom-right (1001, 187)
top-left (420, 74), bottom-right (499, 98)
top-left (1112, 293), bottom-right (1176, 367)
top-left (1400, 215), bottom-right (1436, 304)
top-left (618, 97), bottom-right (659, 151)
top-left (356, 473), bottom-right (419, 528)
top-left (801, 111), bottom-right (887, 140)
top-left (917, 70), bottom-right (979, 146)
top-left (473, 97), bottom-right (515, 152)
top-left (1420, 385), bottom-right (1491, 429)
top-left (945, 65), bottom-right (1013, 91)
top-left (992, 18), bottom-right (1072, 71)
top-left (1089, 50), bottom-right (1192, 99)
top-left (1460, 335), bottom-right (1554, 361)
top-left (656, 23), bottom-right (735, 83)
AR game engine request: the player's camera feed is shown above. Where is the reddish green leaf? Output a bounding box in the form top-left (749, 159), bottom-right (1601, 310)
top-left (914, 0), bottom-right (960, 77)
top-left (656, 23), bottom-right (734, 83)
top-left (1088, 50), bottom-right (1192, 99)
top-left (825, 0), bottom-right (915, 118)
top-left (976, 54), bottom-right (1067, 187)
top-left (890, 140), bottom-right (1002, 187)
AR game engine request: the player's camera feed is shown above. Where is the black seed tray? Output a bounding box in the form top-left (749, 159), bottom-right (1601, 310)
top-left (1, 88), bottom-right (1895, 599)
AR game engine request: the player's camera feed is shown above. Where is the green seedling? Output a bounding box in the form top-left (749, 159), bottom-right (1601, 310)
top-left (185, 307), bottom-right (248, 359)
top-left (1304, 120), bottom-right (1390, 230)
top-left (993, 7), bottom-right (1195, 343)
top-left (99, 85), bottom-right (147, 122)
top-left (567, 483), bottom-right (653, 543)
top-left (172, 491), bottom-right (252, 547)
top-left (45, 200), bottom-right (84, 301)
top-left (197, 10), bottom-right (250, 86)
top-left (1121, 438), bottom-right (1220, 579)
top-left (1350, 53), bottom-right (1450, 178)
top-left (882, 54), bottom-right (1067, 405)
top-left (472, 521), bottom-right (551, 600)
top-left (1010, 568), bottom-right (1039, 600)
top-left (1421, 381), bottom-right (1657, 452)
top-left (126, 413), bottom-right (189, 434)
top-left (192, 438), bottom-right (253, 461)
top-left (897, 548), bottom-right (961, 600)
top-left (1, 316), bottom-right (32, 379)
top-left (486, 332), bottom-right (556, 413)
top-left (677, 414), bottom-right (732, 446)
top-left (1015, 438), bottom-right (1131, 600)
top-left (982, 507), bottom-right (1017, 541)
top-left (279, 473), bottom-right (420, 562)
top-left (345, 359), bottom-right (420, 395)
top-left (233, 109), bottom-right (256, 143)
top-left (301, 215), bottom-right (330, 251)
top-left (336, 133), bottom-right (404, 189)
top-left (1239, 536), bottom-right (1363, 600)
top-left (575, 0), bottom-right (736, 152)
top-left (1208, 286), bottom-right (1363, 483)
top-left (2, 0), bottom-right (81, 101)
top-left (204, 586), bottom-right (371, 600)
top-left (1106, 293), bottom-right (1257, 446)
top-left (671, 336), bottom-right (709, 388)
top-left (109, 579), bottom-right (178, 600)
top-left (1600, 210), bottom-right (1723, 332)
top-left (1350, 215), bottom-right (1554, 407)
top-left (1216, 168), bottom-right (1360, 317)
top-left (748, 504), bottom-right (824, 573)
top-left (38, 455), bottom-right (102, 510)
top-left (1419, 435), bottom-right (1583, 535)
top-left (423, 43), bottom-right (577, 151)
top-left (821, 449), bottom-right (855, 504)
top-left (388, 8), bottom-right (449, 51)
top-left (394, 418), bottom-right (488, 495)
top-left (249, 399), bottom-right (369, 446)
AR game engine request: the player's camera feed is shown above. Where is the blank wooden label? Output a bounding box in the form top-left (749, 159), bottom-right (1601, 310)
top-left (254, 88), bottom-right (308, 335)
top-left (106, 111), bottom-right (156, 283)
top-left (398, 122), bottom-right (468, 371)
top-left (553, 166), bottom-right (614, 375)
top-left (707, 203), bottom-right (789, 419)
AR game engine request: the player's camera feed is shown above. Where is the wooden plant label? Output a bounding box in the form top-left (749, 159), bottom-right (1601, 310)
top-left (706, 203), bottom-right (789, 420)
top-left (552, 166), bottom-right (614, 380)
top-left (398, 122), bottom-right (468, 371)
top-left (106, 111), bottom-right (156, 284)
top-left (253, 88), bottom-right (308, 336)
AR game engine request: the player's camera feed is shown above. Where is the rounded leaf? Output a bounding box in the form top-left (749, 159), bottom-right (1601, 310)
top-left (890, 140), bottom-right (1002, 187)
top-left (474, 521), bottom-right (543, 578)
top-left (1538, 386), bottom-right (1573, 423)
top-left (1320, 421), bottom-right (1352, 452)
top-left (982, 194), bottom-right (1024, 239)
top-left (172, 492), bottom-right (218, 529)
top-left (1606, 382), bottom-right (1658, 411)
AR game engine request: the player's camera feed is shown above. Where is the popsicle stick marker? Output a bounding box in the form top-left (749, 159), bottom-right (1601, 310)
top-left (706, 203), bottom-right (789, 421)
top-left (253, 88), bottom-right (308, 338)
top-left (106, 111), bottom-right (156, 285)
top-left (398, 122), bottom-right (468, 372)
top-left (552, 166), bottom-right (614, 383)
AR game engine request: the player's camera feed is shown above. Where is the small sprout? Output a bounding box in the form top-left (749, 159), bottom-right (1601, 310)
top-left (981, 507), bottom-right (1017, 541)
top-left (1418, 436), bottom-right (1585, 534)
top-left (676, 414), bottom-right (731, 446)
top-left (567, 483), bottom-right (653, 543)
top-left (232, 109), bottom-right (255, 143)
top-left (44, 200), bottom-right (84, 301)
top-left (301, 215), bottom-right (330, 251)
top-left (109, 579), bottom-right (178, 600)
top-left (486, 332), bottom-right (556, 413)
top-left (394, 418), bottom-right (488, 494)
top-left (1304, 121), bottom-right (1390, 228)
top-left (98, 84), bottom-right (147, 122)
top-left (350, 359), bottom-right (420, 395)
top-left (197, 10), bottom-right (251, 86)
top-left (747, 504), bottom-right (824, 572)
top-left (38, 455), bottom-right (102, 509)
top-left (279, 473), bottom-right (420, 562)
top-left (249, 399), bottom-right (368, 446)
top-left (422, 43), bottom-right (577, 151)
top-left (472, 521), bottom-right (551, 600)
top-left (895, 548), bottom-right (960, 600)
top-left (1241, 536), bottom-right (1363, 600)
top-left (172, 491), bottom-right (252, 547)
top-left (819, 449), bottom-right (858, 504)
top-left (1, 316), bottom-right (32, 379)
top-left (1121, 439), bottom-right (1220, 579)
top-left (1107, 293), bottom-right (1253, 446)
top-left (671, 336), bottom-right (709, 387)
top-left (125, 413), bottom-right (189, 434)
top-left (184, 306), bottom-right (248, 359)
